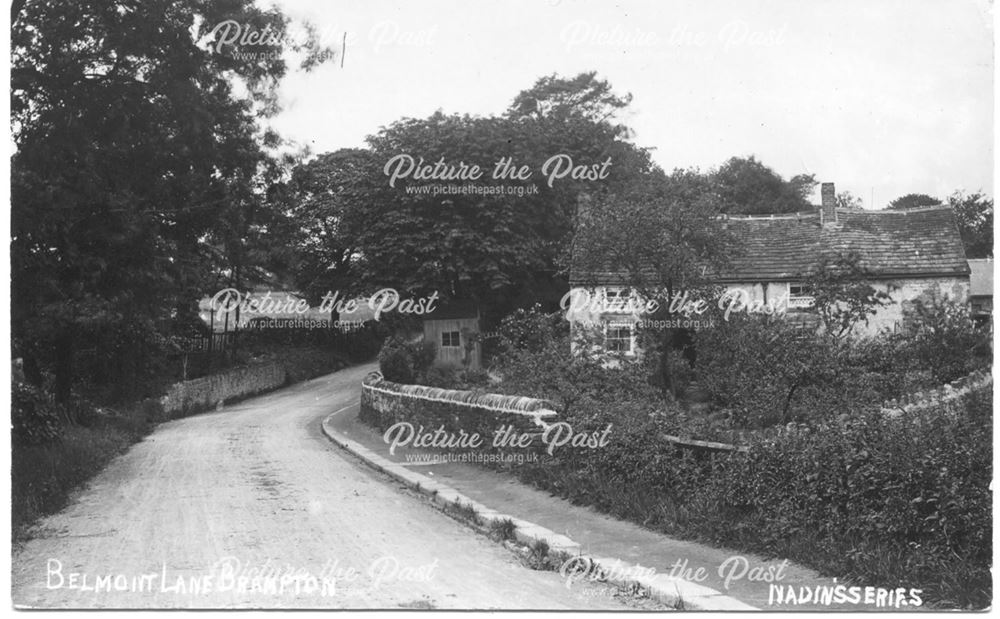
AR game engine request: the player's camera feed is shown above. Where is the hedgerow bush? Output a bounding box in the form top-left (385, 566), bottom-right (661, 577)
top-left (377, 336), bottom-right (436, 383)
top-left (694, 313), bottom-right (863, 427)
top-left (489, 306), bottom-right (664, 413)
top-left (11, 388), bottom-right (155, 540)
top-left (897, 298), bottom-right (990, 384)
top-left (11, 382), bottom-right (62, 445)
top-left (495, 364), bottom-right (992, 607)
top-left (418, 364), bottom-right (491, 389)
top-left (692, 388), bottom-right (992, 609)
top-left (693, 298), bottom-right (991, 428)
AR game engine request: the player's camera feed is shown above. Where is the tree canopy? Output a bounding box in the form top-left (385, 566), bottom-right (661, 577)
top-left (282, 72), bottom-right (659, 323)
top-left (507, 71), bottom-right (634, 134)
top-left (949, 191), bottom-right (993, 259)
top-left (709, 156), bottom-right (817, 215)
top-left (886, 193), bottom-right (942, 210)
top-left (11, 0), bottom-right (331, 401)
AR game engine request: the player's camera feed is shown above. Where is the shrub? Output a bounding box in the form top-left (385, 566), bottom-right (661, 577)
top-left (377, 336), bottom-right (437, 384)
top-left (490, 305), bottom-right (565, 362)
top-left (490, 312), bottom-right (663, 415)
top-left (694, 296), bottom-right (991, 429)
top-left (511, 376), bottom-right (991, 608)
top-left (11, 393), bottom-right (159, 539)
top-left (488, 517), bottom-right (518, 542)
top-left (458, 367), bottom-right (491, 387)
top-left (697, 388), bottom-right (992, 609)
top-left (11, 382), bottom-right (62, 445)
top-left (694, 313), bottom-right (865, 428)
top-left (421, 364), bottom-right (460, 388)
top-left (900, 297), bottom-right (989, 384)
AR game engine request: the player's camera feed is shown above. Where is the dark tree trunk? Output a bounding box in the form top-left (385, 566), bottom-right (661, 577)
top-left (781, 382), bottom-right (800, 425)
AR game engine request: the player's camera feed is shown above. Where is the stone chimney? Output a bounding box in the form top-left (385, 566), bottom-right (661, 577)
top-left (820, 182), bottom-right (837, 224)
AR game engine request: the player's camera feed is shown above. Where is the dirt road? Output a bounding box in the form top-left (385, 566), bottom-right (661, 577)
top-left (11, 364), bottom-right (634, 609)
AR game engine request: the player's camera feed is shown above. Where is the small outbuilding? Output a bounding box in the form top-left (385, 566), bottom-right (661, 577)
top-left (968, 258), bottom-right (993, 327)
top-left (422, 300), bottom-right (481, 369)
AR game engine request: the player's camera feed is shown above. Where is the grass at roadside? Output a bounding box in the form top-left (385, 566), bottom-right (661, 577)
top-left (12, 420), bottom-right (149, 544)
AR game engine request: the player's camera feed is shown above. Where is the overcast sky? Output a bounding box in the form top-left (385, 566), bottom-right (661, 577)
top-left (266, 0), bottom-right (993, 208)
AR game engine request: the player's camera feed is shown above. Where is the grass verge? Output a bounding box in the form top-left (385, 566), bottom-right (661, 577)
top-left (12, 420), bottom-right (149, 544)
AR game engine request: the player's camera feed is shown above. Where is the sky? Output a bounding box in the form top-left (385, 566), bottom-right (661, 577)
top-left (264, 0), bottom-right (994, 208)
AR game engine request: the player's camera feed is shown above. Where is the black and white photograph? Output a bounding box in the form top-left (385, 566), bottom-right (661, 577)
top-left (7, 0), bottom-right (995, 611)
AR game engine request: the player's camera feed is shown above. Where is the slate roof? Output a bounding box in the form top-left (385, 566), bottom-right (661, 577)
top-left (968, 259), bottom-right (994, 297)
top-left (570, 206), bottom-right (970, 285)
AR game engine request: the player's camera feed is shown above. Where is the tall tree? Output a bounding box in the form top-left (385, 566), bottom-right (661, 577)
top-left (284, 72), bottom-right (658, 326)
top-left (571, 170), bottom-right (735, 392)
top-left (710, 156), bottom-right (817, 215)
top-left (507, 71), bottom-right (633, 132)
top-left (280, 148), bottom-right (378, 304)
top-left (836, 190), bottom-right (865, 210)
top-left (886, 193), bottom-right (942, 210)
top-left (949, 191), bottom-right (993, 259)
top-left (11, 0), bottom-right (330, 401)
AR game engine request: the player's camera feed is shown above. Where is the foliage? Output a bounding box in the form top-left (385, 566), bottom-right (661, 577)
top-left (948, 190), bottom-right (993, 258)
top-left (836, 190), bottom-right (865, 209)
top-left (695, 294), bottom-right (988, 428)
top-left (800, 252), bottom-right (891, 338)
top-left (11, 0), bottom-right (333, 402)
top-left (11, 383), bottom-right (63, 446)
top-left (489, 308), bottom-right (662, 414)
top-left (488, 305), bottom-right (566, 361)
top-left (507, 71), bottom-right (633, 134)
top-left (274, 148), bottom-right (378, 303)
top-left (694, 313), bottom-right (863, 428)
top-left (281, 72), bottom-right (658, 326)
top-left (710, 156), bottom-right (817, 215)
top-left (487, 517), bottom-right (518, 542)
top-left (900, 295), bottom-right (990, 384)
top-left (887, 193), bottom-right (942, 210)
top-left (377, 336), bottom-right (437, 384)
top-left (699, 389), bottom-right (992, 609)
top-left (569, 170), bottom-right (735, 394)
top-left (12, 408), bottom-right (153, 540)
top-left (571, 174), bottom-right (732, 295)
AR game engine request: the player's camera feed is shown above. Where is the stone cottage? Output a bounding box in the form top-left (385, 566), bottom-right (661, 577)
top-left (568, 183), bottom-right (971, 356)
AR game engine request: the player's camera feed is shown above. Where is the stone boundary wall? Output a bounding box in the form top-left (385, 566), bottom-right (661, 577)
top-left (159, 362), bottom-right (287, 418)
top-left (881, 369), bottom-right (993, 419)
top-left (359, 372), bottom-right (558, 452)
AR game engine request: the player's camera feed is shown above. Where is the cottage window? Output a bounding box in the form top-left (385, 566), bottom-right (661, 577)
top-left (604, 322), bottom-right (634, 354)
top-left (787, 283), bottom-right (815, 309)
top-left (441, 331), bottom-right (461, 348)
top-left (603, 288), bottom-right (623, 311)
